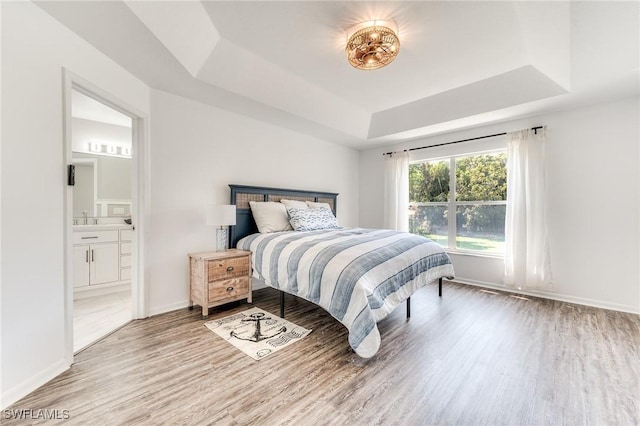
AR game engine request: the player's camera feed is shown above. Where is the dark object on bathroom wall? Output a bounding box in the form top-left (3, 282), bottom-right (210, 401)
top-left (68, 164), bottom-right (75, 186)
top-left (124, 218), bottom-right (132, 225)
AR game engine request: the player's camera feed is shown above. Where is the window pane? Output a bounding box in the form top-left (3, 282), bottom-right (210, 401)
top-left (409, 204), bottom-right (448, 247)
top-left (455, 153), bottom-right (506, 201)
top-left (455, 205), bottom-right (506, 253)
top-left (409, 160), bottom-right (450, 202)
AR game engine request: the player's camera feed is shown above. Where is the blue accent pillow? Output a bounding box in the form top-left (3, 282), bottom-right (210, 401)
top-left (288, 207), bottom-right (339, 231)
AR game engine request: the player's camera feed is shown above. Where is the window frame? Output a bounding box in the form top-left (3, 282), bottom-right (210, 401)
top-left (409, 148), bottom-right (507, 257)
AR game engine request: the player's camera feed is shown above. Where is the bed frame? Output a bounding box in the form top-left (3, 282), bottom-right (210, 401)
top-left (228, 184), bottom-right (440, 319)
top-left (229, 184), bottom-right (338, 248)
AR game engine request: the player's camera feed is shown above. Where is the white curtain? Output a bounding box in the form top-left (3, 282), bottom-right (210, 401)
top-left (504, 128), bottom-right (551, 289)
top-left (383, 151), bottom-right (410, 232)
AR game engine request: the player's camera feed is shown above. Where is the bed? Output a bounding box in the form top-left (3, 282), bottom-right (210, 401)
top-left (229, 184), bottom-right (455, 358)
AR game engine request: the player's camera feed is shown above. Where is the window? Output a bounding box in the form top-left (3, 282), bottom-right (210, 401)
top-left (409, 151), bottom-right (507, 254)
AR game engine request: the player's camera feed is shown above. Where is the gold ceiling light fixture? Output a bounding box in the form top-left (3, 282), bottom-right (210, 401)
top-left (345, 20), bottom-right (400, 70)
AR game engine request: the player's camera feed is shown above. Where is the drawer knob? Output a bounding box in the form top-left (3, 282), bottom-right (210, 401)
top-left (226, 286), bottom-right (234, 292)
top-left (226, 266), bottom-right (234, 272)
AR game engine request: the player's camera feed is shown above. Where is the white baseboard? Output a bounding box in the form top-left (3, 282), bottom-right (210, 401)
top-left (149, 284), bottom-right (268, 317)
top-left (149, 280), bottom-right (268, 317)
top-left (148, 300), bottom-right (190, 317)
top-left (1, 359), bottom-right (69, 410)
top-left (452, 278), bottom-right (640, 314)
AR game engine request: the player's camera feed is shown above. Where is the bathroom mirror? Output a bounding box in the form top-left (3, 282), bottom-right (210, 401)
top-left (72, 152), bottom-right (132, 220)
top-left (72, 157), bottom-right (97, 217)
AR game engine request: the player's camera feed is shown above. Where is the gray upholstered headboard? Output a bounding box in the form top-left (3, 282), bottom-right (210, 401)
top-left (229, 184), bottom-right (338, 248)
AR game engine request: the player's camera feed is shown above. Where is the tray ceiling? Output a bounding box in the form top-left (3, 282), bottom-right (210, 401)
top-left (35, 1), bottom-right (639, 148)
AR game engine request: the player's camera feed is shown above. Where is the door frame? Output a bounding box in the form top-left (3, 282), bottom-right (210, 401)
top-left (62, 69), bottom-right (149, 365)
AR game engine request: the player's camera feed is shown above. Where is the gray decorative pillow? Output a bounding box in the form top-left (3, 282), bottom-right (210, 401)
top-left (288, 207), bottom-right (339, 231)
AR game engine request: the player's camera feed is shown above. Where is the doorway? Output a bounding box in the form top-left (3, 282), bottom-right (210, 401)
top-left (71, 88), bottom-right (133, 352)
top-left (63, 71), bottom-right (147, 360)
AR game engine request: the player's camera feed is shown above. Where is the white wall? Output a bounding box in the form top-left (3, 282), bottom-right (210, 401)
top-left (147, 89), bottom-right (360, 315)
top-left (1, 2), bottom-right (149, 408)
top-left (360, 96), bottom-right (640, 313)
top-left (71, 117), bottom-right (131, 154)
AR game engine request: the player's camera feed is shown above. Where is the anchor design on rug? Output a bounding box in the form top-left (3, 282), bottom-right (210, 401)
top-left (230, 312), bottom-right (286, 342)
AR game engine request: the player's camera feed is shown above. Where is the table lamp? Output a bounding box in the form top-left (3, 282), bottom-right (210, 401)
top-left (206, 204), bottom-right (236, 251)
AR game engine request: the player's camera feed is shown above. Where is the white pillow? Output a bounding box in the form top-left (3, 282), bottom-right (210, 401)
top-left (249, 201), bottom-right (292, 233)
top-left (288, 207), bottom-right (339, 231)
top-left (306, 201), bottom-right (332, 210)
top-left (280, 199), bottom-right (308, 211)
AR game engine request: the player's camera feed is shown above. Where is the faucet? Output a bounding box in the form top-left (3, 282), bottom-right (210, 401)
top-left (82, 211), bottom-right (88, 225)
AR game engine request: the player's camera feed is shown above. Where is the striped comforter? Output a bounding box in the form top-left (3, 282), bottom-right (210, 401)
top-left (237, 228), bottom-right (455, 358)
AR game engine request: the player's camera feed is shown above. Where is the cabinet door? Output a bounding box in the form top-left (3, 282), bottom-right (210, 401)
top-left (73, 246), bottom-right (90, 288)
top-left (90, 243), bottom-right (120, 285)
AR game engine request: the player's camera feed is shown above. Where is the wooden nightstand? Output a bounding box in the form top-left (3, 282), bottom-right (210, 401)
top-left (188, 249), bottom-right (252, 319)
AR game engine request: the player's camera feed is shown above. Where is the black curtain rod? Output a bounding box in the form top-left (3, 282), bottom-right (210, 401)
top-left (383, 126), bottom-right (544, 156)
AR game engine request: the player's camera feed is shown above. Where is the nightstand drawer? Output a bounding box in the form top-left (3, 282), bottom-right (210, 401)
top-left (208, 257), bottom-right (250, 281)
top-left (208, 277), bottom-right (250, 304)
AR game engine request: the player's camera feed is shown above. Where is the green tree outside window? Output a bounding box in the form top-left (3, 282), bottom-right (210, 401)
top-left (409, 153), bottom-right (507, 253)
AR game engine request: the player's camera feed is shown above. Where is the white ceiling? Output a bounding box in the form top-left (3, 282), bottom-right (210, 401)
top-left (36, 1), bottom-right (639, 149)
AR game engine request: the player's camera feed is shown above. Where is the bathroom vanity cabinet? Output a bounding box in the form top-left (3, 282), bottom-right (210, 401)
top-left (73, 225), bottom-right (132, 297)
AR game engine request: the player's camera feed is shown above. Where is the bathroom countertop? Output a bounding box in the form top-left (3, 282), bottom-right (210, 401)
top-left (72, 223), bottom-right (133, 231)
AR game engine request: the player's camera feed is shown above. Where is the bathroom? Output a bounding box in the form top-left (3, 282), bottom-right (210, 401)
top-left (71, 89), bottom-right (133, 352)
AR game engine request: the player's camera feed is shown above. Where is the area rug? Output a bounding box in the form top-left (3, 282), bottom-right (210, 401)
top-left (204, 307), bottom-right (312, 360)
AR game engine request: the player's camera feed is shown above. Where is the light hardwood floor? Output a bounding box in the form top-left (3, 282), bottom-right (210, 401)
top-left (7, 282), bottom-right (639, 425)
top-left (73, 291), bottom-right (131, 353)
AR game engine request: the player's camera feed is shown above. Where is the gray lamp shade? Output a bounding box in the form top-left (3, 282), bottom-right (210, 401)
top-left (206, 204), bottom-right (236, 227)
